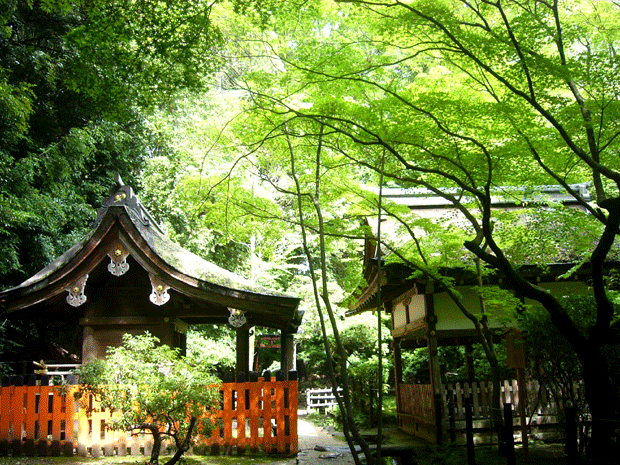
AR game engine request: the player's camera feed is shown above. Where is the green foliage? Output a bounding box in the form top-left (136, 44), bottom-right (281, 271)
top-left (187, 325), bottom-right (236, 372)
top-left (517, 294), bottom-right (620, 450)
top-left (0, 1), bottom-right (168, 288)
top-left (77, 333), bottom-right (220, 464)
top-left (229, 2), bottom-right (620, 453)
top-left (300, 313), bottom-right (391, 390)
top-left (64, 0), bottom-right (224, 113)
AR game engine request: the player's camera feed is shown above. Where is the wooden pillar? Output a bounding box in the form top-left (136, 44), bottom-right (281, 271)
top-left (248, 327), bottom-right (255, 372)
top-left (425, 287), bottom-right (443, 443)
top-left (393, 338), bottom-right (403, 384)
top-left (425, 291), bottom-right (441, 396)
top-left (236, 325), bottom-right (251, 375)
top-left (465, 344), bottom-right (475, 382)
top-left (280, 331), bottom-right (295, 379)
top-left (393, 338), bottom-right (403, 421)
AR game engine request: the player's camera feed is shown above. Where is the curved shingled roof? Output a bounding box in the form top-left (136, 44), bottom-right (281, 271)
top-left (0, 177), bottom-right (302, 332)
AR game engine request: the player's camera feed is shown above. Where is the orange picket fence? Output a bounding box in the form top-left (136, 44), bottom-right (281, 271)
top-left (0, 375), bottom-right (297, 457)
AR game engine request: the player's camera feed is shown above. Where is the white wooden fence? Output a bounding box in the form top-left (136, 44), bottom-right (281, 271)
top-left (306, 388), bottom-right (343, 411)
top-left (441, 379), bottom-right (585, 421)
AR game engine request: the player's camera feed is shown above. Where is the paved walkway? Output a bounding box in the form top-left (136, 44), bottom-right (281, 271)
top-left (294, 415), bottom-right (356, 465)
top-left (278, 411), bottom-right (428, 465)
top-left (284, 414), bottom-right (567, 465)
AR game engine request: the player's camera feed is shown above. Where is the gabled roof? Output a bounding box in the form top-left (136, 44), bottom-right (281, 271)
top-left (0, 177), bottom-right (302, 332)
top-left (348, 182), bottom-right (603, 316)
top-left (375, 182), bottom-right (591, 208)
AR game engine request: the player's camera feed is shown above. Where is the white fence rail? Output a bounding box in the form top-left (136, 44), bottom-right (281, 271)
top-left (306, 388), bottom-right (343, 411)
top-left (33, 362), bottom-right (81, 382)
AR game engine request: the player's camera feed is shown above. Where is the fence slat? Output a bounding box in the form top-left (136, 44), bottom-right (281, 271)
top-left (0, 387), bottom-right (10, 440)
top-left (249, 381), bottom-right (260, 452)
top-left (24, 385), bottom-right (37, 440)
top-left (237, 382), bottom-right (248, 450)
top-left (65, 387), bottom-right (76, 443)
top-left (38, 386), bottom-right (52, 442)
top-left (288, 381), bottom-right (298, 454)
top-left (275, 380), bottom-right (285, 453)
top-left (11, 385), bottom-right (25, 440)
top-left (263, 377), bottom-right (275, 453)
top-left (52, 388), bottom-right (64, 440)
top-left (222, 384), bottom-right (233, 449)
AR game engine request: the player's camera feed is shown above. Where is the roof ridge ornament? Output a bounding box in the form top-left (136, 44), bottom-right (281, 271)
top-left (91, 174), bottom-right (151, 228)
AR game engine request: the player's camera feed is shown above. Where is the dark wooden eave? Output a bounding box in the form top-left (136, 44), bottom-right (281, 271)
top-left (349, 256), bottom-right (618, 317)
top-left (349, 182), bottom-right (601, 316)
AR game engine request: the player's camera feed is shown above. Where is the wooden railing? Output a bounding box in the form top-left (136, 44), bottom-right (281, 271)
top-left (397, 379), bottom-right (583, 444)
top-left (0, 375), bottom-right (297, 457)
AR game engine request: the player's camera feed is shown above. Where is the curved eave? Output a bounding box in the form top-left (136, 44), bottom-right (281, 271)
top-left (0, 215), bottom-right (117, 313)
top-left (0, 206), bottom-right (301, 331)
top-left (347, 262), bottom-right (415, 316)
top-left (115, 209), bottom-right (300, 317)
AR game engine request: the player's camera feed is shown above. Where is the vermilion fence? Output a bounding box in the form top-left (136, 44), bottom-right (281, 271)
top-left (0, 374), bottom-right (297, 457)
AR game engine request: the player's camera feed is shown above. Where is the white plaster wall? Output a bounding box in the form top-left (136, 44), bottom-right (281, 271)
top-left (434, 281), bottom-right (592, 331)
top-left (391, 280), bottom-right (592, 333)
top-left (393, 294), bottom-right (426, 331)
top-left (525, 280), bottom-right (591, 308)
top-left (410, 294), bottom-right (425, 320)
top-left (394, 301), bottom-right (407, 328)
top-left (434, 287), bottom-right (517, 331)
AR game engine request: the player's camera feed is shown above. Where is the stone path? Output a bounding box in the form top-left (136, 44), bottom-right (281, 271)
top-left (294, 416), bottom-right (356, 465)
top-left (277, 412), bottom-right (428, 465)
top-left (272, 411), bottom-right (569, 465)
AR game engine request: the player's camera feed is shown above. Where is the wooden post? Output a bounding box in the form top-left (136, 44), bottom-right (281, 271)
top-left (447, 388), bottom-right (456, 444)
top-left (505, 328), bottom-right (528, 462)
top-left (465, 398), bottom-right (476, 465)
top-left (236, 325), bottom-right (251, 375)
top-left (565, 407), bottom-right (578, 464)
top-left (393, 339), bottom-right (403, 424)
top-left (248, 327), bottom-right (255, 374)
top-left (465, 344), bottom-right (475, 382)
top-left (425, 288), bottom-right (443, 443)
top-left (280, 331), bottom-right (295, 379)
top-left (435, 394), bottom-right (443, 446)
top-left (516, 367), bottom-right (529, 462)
top-left (504, 403), bottom-right (516, 465)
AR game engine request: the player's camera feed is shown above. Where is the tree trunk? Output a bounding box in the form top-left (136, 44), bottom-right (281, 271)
top-left (135, 423), bottom-right (161, 465)
top-left (578, 345), bottom-right (619, 462)
top-left (163, 417), bottom-right (197, 465)
top-left (465, 206), bottom-right (620, 457)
